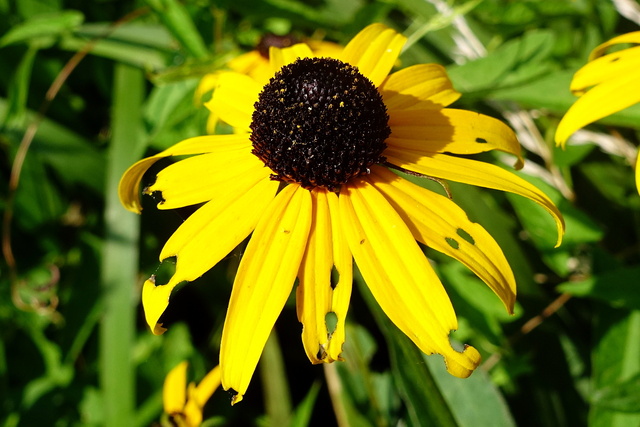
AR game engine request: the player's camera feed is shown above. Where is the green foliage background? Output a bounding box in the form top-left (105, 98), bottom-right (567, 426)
top-left (1, 0), bottom-right (639, 425)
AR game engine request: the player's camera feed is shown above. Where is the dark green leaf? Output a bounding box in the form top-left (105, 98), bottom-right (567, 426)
top-left (557, 267), bottom-right (640, 311)
top-left (0, 11), bottom-right (84, 48)
top-left (592, 373), bottom-right (640, 412)
top-left (426, 356), bottom-right (516, 427)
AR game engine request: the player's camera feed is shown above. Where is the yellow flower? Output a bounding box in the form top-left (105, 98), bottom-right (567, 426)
top-left (555, 31), bottom-right (640, 193)
top-left (162, 362), bottom-right (221, 427)
top-left (120, 24), bottom-right (564, 404)
top-left (196, 33), bottom-right (342, 134)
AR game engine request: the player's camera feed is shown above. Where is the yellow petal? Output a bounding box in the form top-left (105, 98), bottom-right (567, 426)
top-left (297, 189), bottom-right (352, 364)
top-left (205, 71), bottom-right (261, 131)
top-left (220, 184), bottom-right (312, 404)
top-left (380, 64), bottom-right (461, 110)
top-left (195, 73), bottom-right (219, 104)
top-left (556, 71), bottom-right (640, 146)
top-left (142, 178), bottom-right (278, 335)
top-left (183, 365), bottom-right (222, 427)
top-left (385, 149), bottom-right (565, 247)
top-left (341, 23), bottom-right (407, 87)
top-left (227, 50), bottom-right (273, 86)
top-left (161, 176), bottom-right (279, 278)
top-left (589, 31), bottom-right (640, 60)
top-left (163, 361), bottom-right (188, 414)
top-left (270, 43), bottom-right (314, 71)
top-left (636, 148), bottom-right (640, 196)
top-left (325, 191), bottom-right (352, 362)
top-left (570, 46), bottom-right (640, 94)
top-left (307, 40), bottom-right (343, 59)
top-left (119, 134), bottom-right (251, 213)
top-left (339, 179), bottom-right (481, 378)
top-left (370, 166), bottom-right (516, 313)
top-left (147, 144), bottom-right (266, 209)
top-left (387, 108), bottom-right (523, 166)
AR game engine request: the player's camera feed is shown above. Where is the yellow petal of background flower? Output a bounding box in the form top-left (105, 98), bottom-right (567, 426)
top-left (385, 149), bottom-right (565, 247)
top-left (569, 46), bottom-right (640, 94)
top-left (147, 144), bottom-right (267, 209)
top-left (555, 71), bottom-right (640, 146)
top-left (221, 184), bottom-right (312, 405)
top-left (141, 177), bottom-right (278, 335)
top-left (589, 31), bottom-right (640, 60)
top-left (195, 73), bottom-right (219, 104)
top-left (163, 361), bottom-right (188, 414)
top-left (183, 365), bottom-right (222, 427)
top-left (297, 189), bottom-right (352, 364)
top-left (380, 64), bottom-right (461, 110)
top-left (341, 23), bottom-right (407, 87)
top-left (636, 149), bottom-right (640, 195)
top-left (205, 71), bottom-right (261, 130)
top-left (387, 109), bottom-right (523, 166)
top-left (270, 43), bottom-right (314, 71)
top-left (339, 179), bottom-right (481, 378)
top-left (119, 134), bottom-right (250, 213)
top-left (370, 166), bottom-right (516, 313)
top-left (227, 50), bottom-right (273, 86)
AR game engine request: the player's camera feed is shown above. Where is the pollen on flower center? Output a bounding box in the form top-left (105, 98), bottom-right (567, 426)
top-left (250, 57), bottom-right (390, 191)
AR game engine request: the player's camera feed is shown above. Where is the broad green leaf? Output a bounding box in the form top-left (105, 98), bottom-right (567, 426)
top-left (592, 373), bottom-right (640, 412)
top-left (590, 308), bottom-right (640, 427)
top-left (426, 356), bottom-right (516, 427)
top-left (552, 142), bottom-right (596, 168)
top-left (447, 30), bottom-right (556, 94)
top-left (0, 11), bottom-right (84, 48)
top-left (491, 70), bottom-right (640, 130)
top-left (440, 262), bottom-right (520, 347)
top-left (506, 172), bottom-right (603, 250)
top-left (557, 267), bottom-right (640, 311)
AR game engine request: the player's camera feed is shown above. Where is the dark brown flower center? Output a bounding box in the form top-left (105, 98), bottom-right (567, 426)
top-left (250, 57), bottom-right (390, 191)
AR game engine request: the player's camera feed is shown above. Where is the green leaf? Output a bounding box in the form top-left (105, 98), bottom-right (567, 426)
top-left (2, 46), bottom-right (38, 128)
top-left (145, 0), bottom-right (209, 59)
top-left (447, 30), bottom-right (556, 95)
top-left (289, 381), bottom-right (321, 427)
top-left (592, 373), bottom-right (640, 412)
top-left (557, 267), bottom-right (640, 311)
top-left (59, 35), bottom-right (170, 70)
top-left (491, 70), bottom-right (640, 130)
top-left (0, 11), bottom-right (84, 48)
top-left (426, 356), bottom-right (516, 427)
top-left (506, 172), bottom-right (603, 251)
top-left (440, 262), bottom-right (520, 347)
top-left (590, 308), bottom-right (640, 427)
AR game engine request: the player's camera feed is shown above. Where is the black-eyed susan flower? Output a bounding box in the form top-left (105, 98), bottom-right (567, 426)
top-left (555, 31), bottom-right (640, 194)
top-left (195, 33), bottom-right (342, 133)
top-left (162, 362), bottom-right (221, 427)
top-left (120, 24), bottom-right (564, 404)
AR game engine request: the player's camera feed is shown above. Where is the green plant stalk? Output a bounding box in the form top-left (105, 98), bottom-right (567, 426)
top-left (259, 329), bottom-right (293, 425)
top-left (100, 63), bottom-right (144, 426)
